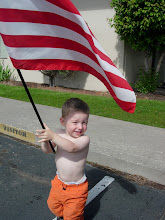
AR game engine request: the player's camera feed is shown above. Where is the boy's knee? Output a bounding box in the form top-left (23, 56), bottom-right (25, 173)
top-left (47, 198), bottom-right (63, 217)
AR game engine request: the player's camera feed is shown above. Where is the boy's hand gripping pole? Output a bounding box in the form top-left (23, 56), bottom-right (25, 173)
top-left (17, 69), bottom-right (55, 153)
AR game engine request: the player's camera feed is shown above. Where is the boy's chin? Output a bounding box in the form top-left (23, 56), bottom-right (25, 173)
top-left (71, 132), bottom-right (83, 138)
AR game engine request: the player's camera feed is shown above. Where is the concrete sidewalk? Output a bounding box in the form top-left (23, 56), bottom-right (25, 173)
top-left (0, 97), bottom-right (165, 185)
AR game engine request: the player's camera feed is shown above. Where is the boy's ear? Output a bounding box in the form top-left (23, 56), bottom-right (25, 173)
top-left (60, 117), bottom-right (65, 126)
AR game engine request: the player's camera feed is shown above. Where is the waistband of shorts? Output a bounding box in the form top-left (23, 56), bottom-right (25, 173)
top-left (56, 173), bottom-right (87, 185)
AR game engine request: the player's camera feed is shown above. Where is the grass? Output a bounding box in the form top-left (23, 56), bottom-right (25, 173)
top-left (0, 84), bottom-right (165, 128)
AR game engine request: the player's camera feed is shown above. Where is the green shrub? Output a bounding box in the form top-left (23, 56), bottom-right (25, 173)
top-left (134, 68), bottom-right (160, 94)
top-left (0, 64), bottom-right (13, 81)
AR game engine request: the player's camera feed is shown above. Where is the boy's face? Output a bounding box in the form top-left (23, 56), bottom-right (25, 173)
top-left (60, 111), bottom-right (89, 138)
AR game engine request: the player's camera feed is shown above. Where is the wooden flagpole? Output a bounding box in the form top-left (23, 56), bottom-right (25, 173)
top-left (17, 69), bottom-right (55, 153)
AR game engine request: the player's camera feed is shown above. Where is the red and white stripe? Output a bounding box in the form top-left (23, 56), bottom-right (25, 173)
top-left (0, 0), bottom-right (136, 113)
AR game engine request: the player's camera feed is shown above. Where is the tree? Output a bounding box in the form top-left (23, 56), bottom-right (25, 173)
top-left (108, 0), bottom-right (165, 80)
top-left (40, 70), bottom-right (74, 87)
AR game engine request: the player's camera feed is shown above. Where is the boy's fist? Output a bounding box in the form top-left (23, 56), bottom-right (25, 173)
top-left (36, 123), bottom-right (54, 143)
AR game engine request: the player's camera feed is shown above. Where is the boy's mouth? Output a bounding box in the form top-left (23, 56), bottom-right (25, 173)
top-left (74, 131), bottom-right (82, 136)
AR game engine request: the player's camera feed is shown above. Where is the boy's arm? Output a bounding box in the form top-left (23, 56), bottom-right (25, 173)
top-left (51, 132), bottom-right (90, 152)
top-left (36, 124), bottom-right (89, 153)
top-left (40, 141), bottom-right (56, 154)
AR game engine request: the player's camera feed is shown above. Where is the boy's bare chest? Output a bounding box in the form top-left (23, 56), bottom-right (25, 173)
top-left (56, 146), bottom-right (88, 162)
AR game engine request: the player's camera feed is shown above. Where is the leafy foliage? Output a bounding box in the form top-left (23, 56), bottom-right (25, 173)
top-left (134, 68), bottom-right (160, 93)
top-left (108, 0), bottom-right (165, 56)
top-left (108, 0), bottom-right (165, 93)
top-left (0, 64), bottom-right (13, 81)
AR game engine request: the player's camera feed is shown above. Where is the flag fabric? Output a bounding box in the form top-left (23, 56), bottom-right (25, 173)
top-left (0, 0), bottom-right (136, 113)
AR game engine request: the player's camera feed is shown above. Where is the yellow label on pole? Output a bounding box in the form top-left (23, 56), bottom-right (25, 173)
top-left (0, 123), bottom-right (35, 144)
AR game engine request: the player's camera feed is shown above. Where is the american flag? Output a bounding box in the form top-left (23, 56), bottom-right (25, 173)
top-left (0, 0), bottom-right (136, 113)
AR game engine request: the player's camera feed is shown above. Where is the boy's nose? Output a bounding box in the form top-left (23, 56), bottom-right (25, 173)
top-left (77, 123), bottom-right (83, 129)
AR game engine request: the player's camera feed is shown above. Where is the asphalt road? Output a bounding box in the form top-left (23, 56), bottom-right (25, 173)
top-left (0, 134), bottom-right (165, 220)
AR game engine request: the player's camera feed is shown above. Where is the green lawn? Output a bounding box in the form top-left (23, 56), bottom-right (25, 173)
top-left (0, 84), bottom-right (165, 128)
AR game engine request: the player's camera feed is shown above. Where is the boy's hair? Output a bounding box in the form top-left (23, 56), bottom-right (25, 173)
top-left (62, 98), bottom-right (90, 118)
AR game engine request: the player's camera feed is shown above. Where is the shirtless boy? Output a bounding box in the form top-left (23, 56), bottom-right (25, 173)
top-left (36, 98), bottom-right (90, 220)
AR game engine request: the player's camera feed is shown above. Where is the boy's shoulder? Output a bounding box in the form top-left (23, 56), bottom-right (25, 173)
top-left (73, 135), bottom-right (90, 147)
top-left (56, 128), bottom-right (65, 135)
top-left (57, 129), bottom-right (90, 144)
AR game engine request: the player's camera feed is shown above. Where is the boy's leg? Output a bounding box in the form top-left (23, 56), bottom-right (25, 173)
top-left (47, 176), bottom-right (64, 218)
top-left (63, 181), bottom-right (88, 220)
top-left (64, 197), bottom-right (87, 220)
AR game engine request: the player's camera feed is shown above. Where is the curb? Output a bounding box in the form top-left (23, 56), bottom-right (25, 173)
top-left (0, 123), bottom-right (37, 146)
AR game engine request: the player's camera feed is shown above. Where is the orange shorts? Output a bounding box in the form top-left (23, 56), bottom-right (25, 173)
top-left (47, 175), bottom-right (88, 220)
